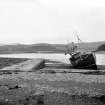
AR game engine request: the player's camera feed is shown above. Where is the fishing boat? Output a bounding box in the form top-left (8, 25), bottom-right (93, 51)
top-left (65, 35), bottom-right (97, 70)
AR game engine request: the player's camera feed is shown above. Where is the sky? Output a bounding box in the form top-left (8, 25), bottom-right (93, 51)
top-left (0, 0), bottom-right (105, 44)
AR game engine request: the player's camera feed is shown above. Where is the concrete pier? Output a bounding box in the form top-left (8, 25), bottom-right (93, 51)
top-left (1, 59), bottom-right (45, 71)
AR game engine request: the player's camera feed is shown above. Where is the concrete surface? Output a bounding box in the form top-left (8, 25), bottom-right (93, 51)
top-left (1, 59), bottom-right (45, 71)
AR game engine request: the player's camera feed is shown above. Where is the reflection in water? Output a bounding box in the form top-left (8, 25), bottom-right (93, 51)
top-left (96, 54), bottom-right (105, 65)
top-left (0, 53), bottom-right (104, 65)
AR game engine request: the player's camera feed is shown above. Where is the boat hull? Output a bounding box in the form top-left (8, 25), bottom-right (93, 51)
top-left (69, 52), bottom-right (97, 70)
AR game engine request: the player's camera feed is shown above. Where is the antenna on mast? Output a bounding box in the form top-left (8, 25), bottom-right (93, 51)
top-left (73, 31), bottom-right (82, 43)
top-left (76, 34), bottom-right (82, 43)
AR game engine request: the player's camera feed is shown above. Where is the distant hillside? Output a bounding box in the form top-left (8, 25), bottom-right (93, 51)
top-left (0, 43), bottom-right (64, 54)
top-left (96, 44), bottom-right (105, 52)
top-left (53, 41), bottom-right (105, 52)
top-left (27, 43), bottom-right (64, 53)
top-left (0, 41), bottom-right (104, 54)
top-left (74, 41), bottom-right (105, 52)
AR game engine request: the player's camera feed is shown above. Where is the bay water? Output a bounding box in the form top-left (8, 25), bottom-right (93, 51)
top-left (0, 53), bottom-right (104, 65)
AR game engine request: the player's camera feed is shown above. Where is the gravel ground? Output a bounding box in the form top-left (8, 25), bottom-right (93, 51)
top-left (0, 72), bottom-right (104, 105)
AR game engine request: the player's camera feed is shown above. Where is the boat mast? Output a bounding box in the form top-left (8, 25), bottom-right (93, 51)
top-left (65, 31), bottom-right (81, 55)
top-left (73, 31), bottom-right (83, 52)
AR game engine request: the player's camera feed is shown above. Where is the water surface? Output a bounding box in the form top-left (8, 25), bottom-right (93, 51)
top-left (0, 53), bottom-right (104, 65)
